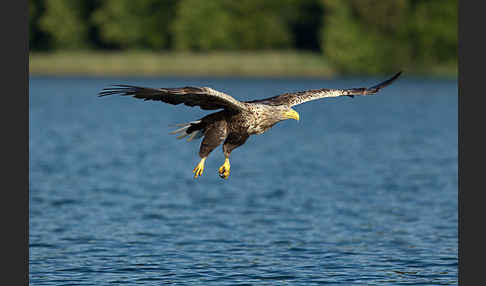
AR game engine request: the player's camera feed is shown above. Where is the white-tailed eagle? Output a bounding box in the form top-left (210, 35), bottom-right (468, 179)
top-left (99, 72), bottom-right (401, 179)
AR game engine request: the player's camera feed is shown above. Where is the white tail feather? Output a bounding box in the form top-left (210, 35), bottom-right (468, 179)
top-left (186, 131), bottom-right (199, 142)
top-left (176, 133), bottom-right (189, 140)
top-left (169, 120), bottom-right (203, 142)
top-left (168, 125), bottom-right (190, 135)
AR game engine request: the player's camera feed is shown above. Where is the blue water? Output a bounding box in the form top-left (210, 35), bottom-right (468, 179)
top-left (29, 76), bottom-right (457, 285)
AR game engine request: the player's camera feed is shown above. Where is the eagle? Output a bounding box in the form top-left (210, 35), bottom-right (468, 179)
top-left (99, 71), bottom-right (401, 179)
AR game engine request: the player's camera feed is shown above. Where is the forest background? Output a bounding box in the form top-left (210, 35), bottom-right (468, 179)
top-left (29, 0), bottom-right (457, 77)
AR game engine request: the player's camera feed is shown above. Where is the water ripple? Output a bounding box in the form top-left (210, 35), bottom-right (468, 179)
top-left (30, 77), bottom-right (457, 285)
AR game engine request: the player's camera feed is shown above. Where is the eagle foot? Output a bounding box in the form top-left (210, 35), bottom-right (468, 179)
top-left (193, 157), bottom-right (206, 178)
top-left (218, 158), bottom-right (231, 179)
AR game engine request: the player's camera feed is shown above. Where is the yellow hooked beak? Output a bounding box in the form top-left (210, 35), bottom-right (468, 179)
top-left (285, 109), bottom-right (300, 121)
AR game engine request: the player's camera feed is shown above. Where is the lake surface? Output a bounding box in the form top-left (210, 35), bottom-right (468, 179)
top-left (29, 75), bottom-right (457, 285)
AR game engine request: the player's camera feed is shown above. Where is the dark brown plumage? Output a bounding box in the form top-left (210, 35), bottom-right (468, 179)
top-left (99, 71), bottom-right (402, 179)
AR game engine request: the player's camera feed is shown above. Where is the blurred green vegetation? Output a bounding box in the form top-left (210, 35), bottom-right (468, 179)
top-left (29, 0), bottom-right (457, 76)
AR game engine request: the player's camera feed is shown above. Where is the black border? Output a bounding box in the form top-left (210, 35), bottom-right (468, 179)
top-left (3, 0), bottom-right (29, 285)
top-left (458, 1), bottom-right (482, 285)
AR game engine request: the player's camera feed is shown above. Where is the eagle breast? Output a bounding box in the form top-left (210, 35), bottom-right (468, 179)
top-left (243, 103), bottom-right (287, 135)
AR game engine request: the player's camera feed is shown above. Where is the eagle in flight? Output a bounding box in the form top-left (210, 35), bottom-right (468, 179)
top-left (99, 72), bottom-right (401, 179)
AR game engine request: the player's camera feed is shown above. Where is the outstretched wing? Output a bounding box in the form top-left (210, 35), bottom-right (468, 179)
top-left (99, 85), bottom-right (246, 112)
top-left (248, 71), bottom-right (402, 107)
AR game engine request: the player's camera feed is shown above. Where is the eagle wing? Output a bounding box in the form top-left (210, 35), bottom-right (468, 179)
top-left (248, 71), bottom-right (402, 107)
top-left (99, 85), bottom-right (246, 112)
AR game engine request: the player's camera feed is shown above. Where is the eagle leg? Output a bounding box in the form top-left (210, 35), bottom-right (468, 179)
top-left (193, 157), bottom-right (206, 178)
top-left (220, 133), bottom-right (249, 180)
top-left (218, 158), bottom-right (231, 179)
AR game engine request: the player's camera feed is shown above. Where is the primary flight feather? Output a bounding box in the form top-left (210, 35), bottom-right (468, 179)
top-left (99, 71), bottom-right (402, 179)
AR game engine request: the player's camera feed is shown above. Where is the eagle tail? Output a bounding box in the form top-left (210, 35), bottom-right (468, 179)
top-left (169, 120), bottom-right (203, 142)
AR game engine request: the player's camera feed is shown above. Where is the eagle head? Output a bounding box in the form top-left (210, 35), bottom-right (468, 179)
top-left (283, 108), bottom-right (300, 121)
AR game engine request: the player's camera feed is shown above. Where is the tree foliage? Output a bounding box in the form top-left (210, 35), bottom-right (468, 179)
top-left (222, 0), bottom-right (294, 50)
top-left (171, 0), bottom-right (235, 51)
top-left (171, 0), bottom-right (294, 51)
top-left (407, 0), bottom-right (457, 64)
top-left (320, 0), bottom-right (411, 74)
top-left (92, 0), bottom-right (177, 50)
top-left (38, 0), bottom-right (91, 50)
top-left (29, 0), bottom-right (457, 73)
top-left (320, 0), bottom-right (456, 73)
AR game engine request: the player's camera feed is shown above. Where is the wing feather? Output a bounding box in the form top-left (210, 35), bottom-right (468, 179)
top-left (99, 84), bottom-right (246, 111)
top-left (248, 71), bottom-right (402, 107)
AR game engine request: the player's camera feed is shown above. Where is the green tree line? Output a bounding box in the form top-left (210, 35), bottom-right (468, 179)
top-left (29, 0), bottom-right (457, 74)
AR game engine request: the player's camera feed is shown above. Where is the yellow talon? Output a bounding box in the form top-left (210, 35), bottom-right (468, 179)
top-left (218, 158), bottom-right (231, 179)
top-left (193, 157), bottom-right (206, 178)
